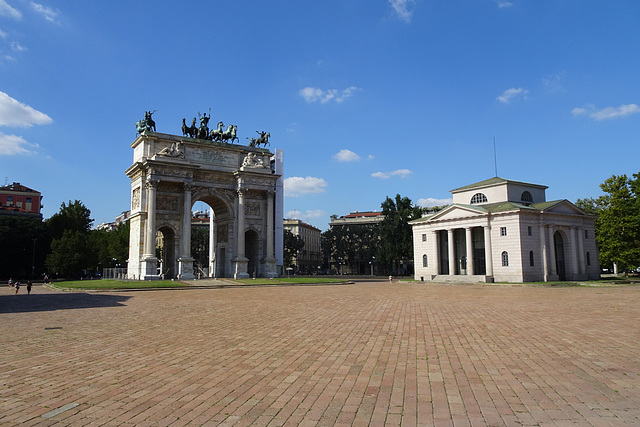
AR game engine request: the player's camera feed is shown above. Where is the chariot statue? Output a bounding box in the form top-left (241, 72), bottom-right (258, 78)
top-left (136, 110), bottom-right (156, 135)
top-left (248, 131), bottom-right (270, 148)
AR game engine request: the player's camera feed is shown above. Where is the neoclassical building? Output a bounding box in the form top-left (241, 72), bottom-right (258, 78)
top-left (411, 177), bottom-right (600, 283)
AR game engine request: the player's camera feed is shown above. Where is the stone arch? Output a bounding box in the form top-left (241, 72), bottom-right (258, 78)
top-left (157, 223), bottom-right (178, 279)
top-left (126, 132), bottom-right (281, 280)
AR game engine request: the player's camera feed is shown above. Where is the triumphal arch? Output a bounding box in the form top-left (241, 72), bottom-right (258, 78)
top-left (126, 112), bottom-right (282, 280)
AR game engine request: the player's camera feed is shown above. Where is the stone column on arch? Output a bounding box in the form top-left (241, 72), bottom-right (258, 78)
top-left (234, 187), bottom-right (249, 278)
top-left (263, 190), bottom-right (277, 278)
top-left (209, 207), bottom-right (216, 277)
top-left (177, 182), bottom-right (195, 280)
top-left (465, 227), bottom-right (474, 275)
top-left (142, 178), bottom-right (160, 280)
top-left (447, 229), bottom-right (455, 275)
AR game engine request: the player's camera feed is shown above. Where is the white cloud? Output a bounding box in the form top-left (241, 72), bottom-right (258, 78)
top-left (572, 103), bottom-right (640, 121)
top-left (0, 29), bottom-right (7, 38)
top-left (31, 2), bottom-right (59, 23)
top-left (333, 149), bottom-right (360, 162)
top-left (417, 197), bottom-right (453, 208)
top-left (0, 0), bottom-right (21, 20)
top-left (299, 86), bottom-right (360, 104)
top-left (371, 169), bottom-right (413, 179)
top-left (496, 1), bottom-right (513, 8)
top-left (367, 154), bottom-right (374, 160)
top-left (284, 176), bottom-right (328, 197)
top-left (0, 132), bottom-right (38, 155)
top-left (497, 87), bottom-right (528, 104)
top-left (286, 209), bottom-right (327, 221)
top-left (389, 0), bottom-right (414, 23)
top-left (10, 41), bottom-right (26, 52)
top-left (0, 91), bottom-right (52, 127)
top-left (542, 72), bottom-right (565, 93)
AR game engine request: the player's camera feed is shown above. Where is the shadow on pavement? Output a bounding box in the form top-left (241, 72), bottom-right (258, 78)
top-left (0, 292), bottom-right (131, 314)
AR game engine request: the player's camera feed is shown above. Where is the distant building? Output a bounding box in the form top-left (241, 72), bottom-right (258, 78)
top-left (97, 210), bottom-right (131, 231)
top-left (411, 177), bottom-right (600, 283)
top-left (283, 219), bottom-right (322, 274)
top-left (327, 211), bottom-right (385, 275)
top-left (0, 182), bottom-right (43, 219)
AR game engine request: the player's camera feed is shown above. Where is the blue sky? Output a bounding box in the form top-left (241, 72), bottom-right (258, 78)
top-left (1, 0), bottom-right (639, 231)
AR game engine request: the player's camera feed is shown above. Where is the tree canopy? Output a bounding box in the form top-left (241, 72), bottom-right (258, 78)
top-left (378, 194), bottom-right (423, 274)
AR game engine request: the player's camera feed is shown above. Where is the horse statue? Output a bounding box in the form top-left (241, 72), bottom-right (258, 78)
top-left (209, 121), bottom-right (224, 141)
top-left (135, 110), bottom-right (156, 135)
top-left (182, 118), bottom-right (197, 138)
top-left (248, 131), bottom-right (270, 148)
top-left (221, 124), bottom-right (238, 143)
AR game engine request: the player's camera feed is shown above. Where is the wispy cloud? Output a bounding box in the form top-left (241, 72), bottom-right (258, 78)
top-left (10, 41), bottom-right (26, 52)
top-left (389, 0), bottom-right (414, 23)
top-left (416, 197), bottom-right (452, 208)
top-left (496, 1), bottom-right (513, 8)
top-left (286, 209), bottom-right (327, 221)
top-left (0, 91), bottom-right (52, 127)
top-left (542, 72), bottom-right (565, 93)
top-left (572, 103), bottom-right (640, 121)
top-left (371, 169), bottom-right (413, 179)
top-left (0, 91), bottom-right (51, 155)
top-left (497, 87), bottom-right (528, 104)
top-left (31, 2), bottom-right (59, 23)
top-left (0, 132), bottom-right (38, 155)
top-left (284, 176), bottom-right (328, 197)
top-left (333, 149), bottom-right (360, 162)
top-left (299, 86), bottom-right (360, 104)
top-left (0, 0), bottom-right (21, 20)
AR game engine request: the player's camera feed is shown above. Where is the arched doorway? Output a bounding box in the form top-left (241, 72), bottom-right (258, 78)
top-left (245, 229), bottom-right (260, 278)
top-left (157, 225), bottom-right (176, 279)
top-left (554, 231), bottom-right (566, 281)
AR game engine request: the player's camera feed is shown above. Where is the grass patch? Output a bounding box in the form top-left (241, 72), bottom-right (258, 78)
top-left (52, 280), bottom-right (184, 290)
top-left (233, 277), bottom-right (348, 285)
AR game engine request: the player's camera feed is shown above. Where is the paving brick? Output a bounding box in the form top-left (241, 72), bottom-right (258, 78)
top-left (1, 281), bottom-right (639, 425)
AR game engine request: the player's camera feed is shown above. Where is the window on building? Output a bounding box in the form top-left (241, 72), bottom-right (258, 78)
top-left (586, 252), bottom-right (591, 266)
top-left (6, 196), bottom-right (13, 205)
top-left (26, 197), bottom-right (32, 203)
top-left (529, 251), bottom-right (534, 266)
top-left (470, 193), bottom-right (488, 204)
top-left (521, 191), bottom-right (533, 203)
top-left (528, 226), bottom-right (532, 236)
top-left (423, 254), bottom-right (428, 267)
top-left (502, 251), bottom-right (509, 266)
top-left (585, 230), bottom-right (589, 239)
top-left (500, 227), bottom-right (507, 236)
top-left (422, 234), bottom-right (427, 242)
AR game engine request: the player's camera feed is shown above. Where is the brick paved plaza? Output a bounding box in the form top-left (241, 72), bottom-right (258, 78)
top-left (1, 281), bottom-right (639, 426)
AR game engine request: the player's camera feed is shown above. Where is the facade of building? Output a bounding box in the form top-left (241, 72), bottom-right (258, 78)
top-left (327, 211), bottom-right (385, 275)
top-left (0, 182), bottom-right (43, 218)
top-left (283, 219), bottom-right (322, 274)
top-left (411, 177), bottom-right (600, 283)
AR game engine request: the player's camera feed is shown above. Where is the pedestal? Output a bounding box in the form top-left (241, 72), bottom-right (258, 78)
top-left (233, 257), bottom-right (250, 279)
top-left (142, 256), bottom-right (161, 280)
top-left (177, 257), bottom-right (195, 280)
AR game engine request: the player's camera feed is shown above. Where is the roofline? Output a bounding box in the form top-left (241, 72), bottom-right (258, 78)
top-left (450, 177), bottom-right (548, 194)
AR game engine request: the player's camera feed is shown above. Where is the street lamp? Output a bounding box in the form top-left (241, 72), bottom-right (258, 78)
top-left (31, 238), bottom-right (37, 280)
top-left (370, 256), bottom-right (375, 276)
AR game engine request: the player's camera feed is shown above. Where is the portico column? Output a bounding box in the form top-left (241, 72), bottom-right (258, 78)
top-left (484, 225), bottom-right (493, 277)
top-left (547, 225), bottom-right (557, 276)
top-left (447, 229), bottom-right (455, 275)
top-left (465, 227), bottom-right (474, 275)
top-left (144, 178), bottom-right (158, 258)
top-left (577, 226), bottom-right (585, 275)
top-left (539, 224), bottom-right (549, 280)
top-left (569, 226), bottom-right (579, 278)
top-left (432, 230), bottom-right (439, 275)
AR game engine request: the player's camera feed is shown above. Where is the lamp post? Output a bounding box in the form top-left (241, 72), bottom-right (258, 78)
top-left (31, 238), bottom-right (37, 281)
top-left (370, 256), bottom-right (375, 276)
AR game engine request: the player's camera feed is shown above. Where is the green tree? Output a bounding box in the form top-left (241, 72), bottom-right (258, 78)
top-left (191, 226), bottom-right (210, 273)
top-left (378, 194), bottom-right (423, 274)
top-left (283, 229), bottom-right (305, 269)
top-left (0, 215), bottom-right (46, 279)
top-left (591, 173), bottom-right (640, 273)
top-left (45, 200), bottom-right (95, 278)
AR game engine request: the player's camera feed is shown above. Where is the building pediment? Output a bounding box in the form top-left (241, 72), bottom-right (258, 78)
top-left (534, 200), bottom-right (590, 216)
top-left (426, 204), bottom-right (488, 222)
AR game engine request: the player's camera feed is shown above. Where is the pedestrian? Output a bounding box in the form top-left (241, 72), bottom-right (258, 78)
top-left (8, 278), bottom-right (13, 288)
top-left (27, 280), bottom-right (32, 295)
top-left (15, 281), bottom-right (20, 294)
top-left (388, 275), bottom-right (393, 283)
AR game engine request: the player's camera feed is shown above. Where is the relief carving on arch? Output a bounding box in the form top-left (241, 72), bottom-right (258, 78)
top-left (157, 195), bottom-right (179, 212)
top-left (245, 201), bottom-right (261, 217)
top-left (132, 187), bottom-right (141, 209)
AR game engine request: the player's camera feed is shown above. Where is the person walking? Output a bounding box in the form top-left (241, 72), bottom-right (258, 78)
top-left (27, 280), bottom-right (32, 295)
top-left (15, 281), bottom-right (20, 294)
